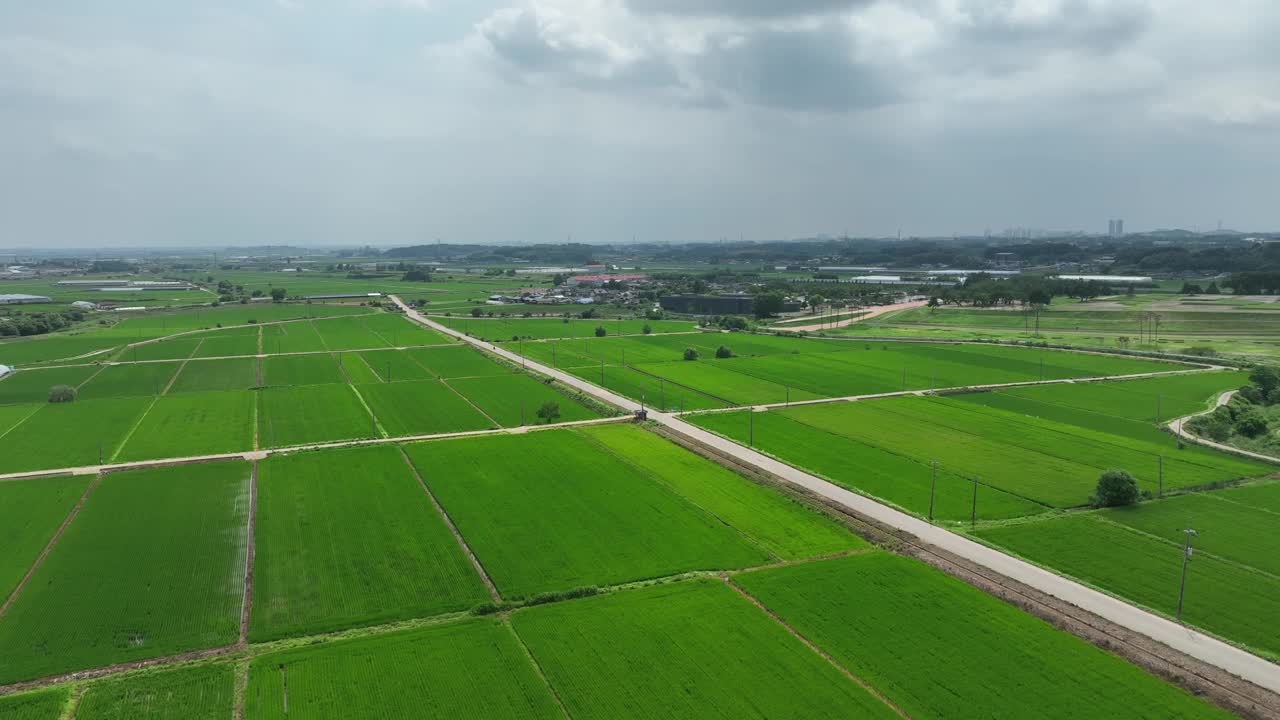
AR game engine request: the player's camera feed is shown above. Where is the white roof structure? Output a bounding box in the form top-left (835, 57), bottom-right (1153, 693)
top-left (0, 364), bottom-right (12, 378)
top-left (1055, 274), bottom-right (1153, 284)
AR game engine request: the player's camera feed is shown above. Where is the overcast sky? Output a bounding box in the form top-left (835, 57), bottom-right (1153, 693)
top-left (1, 1), bottom-right (1277, 248)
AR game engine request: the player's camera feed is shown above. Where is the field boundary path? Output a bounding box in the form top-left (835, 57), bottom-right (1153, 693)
top-left (1168, 391), bottom-right (1280, 465)
top-left (389, 294), bottom-right (1280, 698)
top-left (0, 416), bottom-right (629, 483)
top-left (777, 299), bottom-right (928, 332)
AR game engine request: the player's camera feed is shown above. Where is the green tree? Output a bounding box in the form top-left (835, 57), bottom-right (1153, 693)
top-left (1092, 469), bottom-right (1139, 507)
top-left (1235, 406), bottom-right (1269, 438)
top-left (1248, 365), bottom-right (1280, 403)
top-left (470, 307), bottom-right (484, 317)
top-left (642, 324), bottom-right (652, 335)
top-left (48, 385), bottom-right (77, 403)
top-left (754, 292), bottom-right (785, 318)
top-left (535, 402), bottom-right (561, 424)
top-left (270, 288), bottom-right (287, 302)
top-left (715, 345), bottom-right (733, 359)
top-left (683, 347), bottom-right (699, 361)
top-left (594, 325), bottom-right (607, 337)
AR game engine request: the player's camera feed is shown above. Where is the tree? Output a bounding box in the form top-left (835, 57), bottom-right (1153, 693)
top-left (927, 297), bottom-right (940, 309)
top-left (715, 345), bottom-right (733, 359)
top-left (683, 347), bottom-right (699, 361)
top-left (1180, 282), bottom-right (1204, 295)
top-left (1235, 406), bottom-right (1269, 438)
top-left (1092, 469), bottom-right (1139, 507)
top-left (535, 402), bottom-right (561, 424)
top-left (470, 307), bottom-right (484, 317)
top-left (594, 325), bottom-right (607, 337)
top-left (1205, 281), bottom-right (1221, 295)
top-left (1248, 365), bottom-right (1280, 402)
top-left (642, 324), bottom-right (652, 335)
top-left (270, 288), bottom-right (287, 302)
top-left (48, 385), bottom-right (77, 403)
top-left (401, 269), bottom-right (431, 282)
top-left (753, 292), bottom-right (785, 319)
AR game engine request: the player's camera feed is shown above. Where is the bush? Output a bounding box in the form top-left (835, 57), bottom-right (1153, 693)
top-left (1235, 407), bottom-right (1270, 438)
top-left (48, 385), bottom-right (77, 403)
top-left (1092, 469), bottom-right (1139, 507)
top-left (642, 324), bottom-right (652, 335)
top-left (715, 345), bottom-right (733, 359)
top-left (683, 347), bottom-right (699, 361)
top-left (525, 586), bottom-right (599, 607)
top-left (594, 325), bottom-right (606, 337)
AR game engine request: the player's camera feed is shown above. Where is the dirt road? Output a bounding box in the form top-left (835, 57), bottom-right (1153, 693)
top-left (390, 294), bottom-right (1280, 696)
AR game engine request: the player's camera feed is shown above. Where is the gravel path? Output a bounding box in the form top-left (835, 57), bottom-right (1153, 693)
top-left (391, 295), bottom-right (1280, 696)
top-left (1167, 391), bottom-right (1280, 465)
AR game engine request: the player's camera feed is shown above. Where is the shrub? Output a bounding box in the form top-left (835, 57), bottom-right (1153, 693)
top-left (683, 347), bottom-right (699, 361)
top-left (525, 586), bottom-right (599, 607)
top-left (642, 324), bottom-right (652, 335)
top-left (1235, 407), bottom-right (1270, 438)
top-left (48, 385), bottom-right (77, 403)
top-left (715, 345), bottom-right (733, 359)
top-left (595, 325), bottom-right (606, 337)
top-left (1091, 469), bottom-right (1139, 507)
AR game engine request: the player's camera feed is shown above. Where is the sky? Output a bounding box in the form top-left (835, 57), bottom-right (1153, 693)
top-left (0, 0), bottom-right (1277, 248)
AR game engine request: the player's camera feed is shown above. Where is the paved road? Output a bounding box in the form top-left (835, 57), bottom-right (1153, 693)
top-left (1169, 391), bottom-right (1280, 465)
top-left (391, 295), bottom-right (1280, 695)
top-left (779, 299), bottom-right (928, 332)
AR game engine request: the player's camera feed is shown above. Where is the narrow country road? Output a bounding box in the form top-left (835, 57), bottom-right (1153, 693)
top-left (777, 299), bottom-right (928, 333)
top-left (1168, 391), bottom-right (1280, 465)
top-left (390, 295), bottom-right (1280, 696)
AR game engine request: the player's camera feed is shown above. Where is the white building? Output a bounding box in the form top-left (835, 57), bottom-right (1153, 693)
top-left (0, 364), bottom-right (12, 378)
top-left (0, 294), bottom-right (53, 305)
top-left (1055, 274), bottom-right (1153, 284)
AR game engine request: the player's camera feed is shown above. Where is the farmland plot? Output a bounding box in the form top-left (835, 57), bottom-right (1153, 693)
top-left (578, 425), bottom-right (864, 559)
top-left (0, 476), bottom-right (90, 598)
top-left (0, 397), bottom-right (152, 473)
top-left (403, 430), bottom-right (769, 598)
top-left (0, 462), bottom-right (250, 683)
top-left (0, 403), bottom-right (39, 439)
top-left (312, 317), bottom-right (391, 351)
top-left (566, 364), bottom-right (727, 412)
top-left (0, 689), bottom-right (67, 720)
top-left (447, 374), bottom-right (601, 427)
top-left (688, 409), bottom-right (1047, 521)
top-left (437, 316), bottom-right (694, 340)
top-left (1218, 480), bottom-right (1280, 513)
top-left (990, 371), bottom-right (1249, 423)
top-left (0, 366), bottom-right (100, 404)
top-left (191, 332), bottom-right (260, 359)
top-left (1103, 493), bottom-right (1280, 576)
top-left (118, 338), bottom-right (201, 363)
top-left (975, 515), bottom-right (1280, 658)
top-left (257, 385), bottom-right (375, 448)
top-left (74, 664), bottom-right (234, 720)
top-left (116, 391), bottom-right (255, 461)
top-left (245, 619), bottom-right (560, 720)
top-left (0, 335), bottom-right (123, 368)
top-left (77, 363), bottom-right (179, 399)
top-left (405, 345), bottom-right (507, 379)
top-left (261, 321), bottom-right (327, 355)
top-left (250, 446), bottom-right (488, 640)
top-left (514, 580), bottom-right (899, 720)
top-left (635, 360), bottom-right (823, 406)
top-left (356, 380), bottom-right (493, 437)
top-left (357, 350), bottom-right (434, 383)
top-left (261, 354), bottom-right (344, 387)
top-left (734, 553), bottom-right (1232, 720)
top-left (360, 313), bottom-right (453, 347)
top-left (337, 352), bottom-right (380, 384)
top-left (168, 358), bottom-right (259, 394)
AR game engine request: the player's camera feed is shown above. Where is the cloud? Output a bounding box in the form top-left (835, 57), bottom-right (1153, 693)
top-left (623, 0), bottom-right (870, 18)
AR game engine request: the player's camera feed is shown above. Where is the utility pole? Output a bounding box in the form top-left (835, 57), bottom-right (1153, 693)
top-left (1159, 455), bottom-right (1164, 498)
top-left (660, 379), bottom-right (665, 411)
top-left (902, 367), bottom-right (907, 392)
top-left (600, 359), bottom-right (605, 385)
top-left (971, 476), bottom-right (979, 528)
top-left (929, 461), bottom-right (938, 523)
top-left (1176, 517), bottom-right (1199, 623)
top-left (1156, 394), bottom-right (1162, 425)
top-left (749, 410), bottom-right (754, 448)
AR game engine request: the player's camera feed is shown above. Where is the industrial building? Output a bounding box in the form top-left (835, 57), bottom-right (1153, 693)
top-left (660, 294), bottom-right (756, 315)
top-left (0, 294), bottom-right (53, 305)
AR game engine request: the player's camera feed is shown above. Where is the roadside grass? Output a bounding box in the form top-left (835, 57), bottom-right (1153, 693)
top-left (0, 397), bottom-right (152, 473)
top-left (249, 446), bottom-right (488, 641)
top-left (402, 429), bottom-right (770, 598)
top-left (245, 619), bottom-right (561, 720)
top-left (446, 374), bottom-right (601, 427)
top-left (168, 358), bottom-right (259, 394)
top-left (734, 552), bottom-right (1234, 720)
top-left (257, 385), bottom-right (376, 448)
top-left (74, 664), bottom-right (234, 720)
top-left (974, 514), bottom-right (1280, 659)
top-left (513, 580), bottom-right (900, 720)
top-left (577, 424), bottom-right (865, 560)
top-left (0, 462), bottom-right (250, 684)
top-left (356, 380), bottom-right (493, 436)
top-left (116, 391), bottom-right (254, 461)
top-left (0, 475), bottom-right (90, 599)
top-left (261, 354), bottom-right (345, 387)
top-left (0, 366), bottom-right (100, 404)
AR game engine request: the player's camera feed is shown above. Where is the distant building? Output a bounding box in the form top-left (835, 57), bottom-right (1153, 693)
top-left (1108, 219), bottom-right (1125, 238)
top-left (71, 301), bottom-right (97, 310)
top-left (660, 294), bottom-right (756, 315)
top-left (0, 293), bottom-right (53, 305)
top-left (1055, 274), bottom-right (1152, 284)
top-left (564, 274), bottom-right (648, 287)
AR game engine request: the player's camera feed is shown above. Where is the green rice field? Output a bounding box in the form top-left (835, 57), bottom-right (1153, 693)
top-left (975, 512), bottom-right (1280, 658)
top-left (0, 462), bottom-right (250, 683)
top-left (0, 397), bottom-right (152, 473)
top-left (0, 688), bottom-right (67, 719)
top-left (435, 316), bottom-right (695, 340)
top-left (734, 553), bottom-right (1233, 719)
top-left (512, 580), bottom-right (899, 719)
top-left (261, 354), bottom-right (344, 387)
top-left (357, 380), bottom-right (493, 436)
top-left (168, 358), bottom-right (259, 394)
top-left (244, 619), bottom-right (561, 720)
top-left (0, 476), bottom-right (88, 598)
top-left (250, 446), bottom-right (488, 640)
top-left (446, 374), bottom-right (601, 427)
top-left (257, 385), bottom-right (376, 448)
top-left (115, 391), bottom-right (255, 461)
top-left (77, 363), bottom-right (180, 400)
top-left (402, 429), bottom-right (771, 598)
top-left (0, 366), bottom-right (100, 404)
top-left (73, 664), bottom-right (234, 720)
